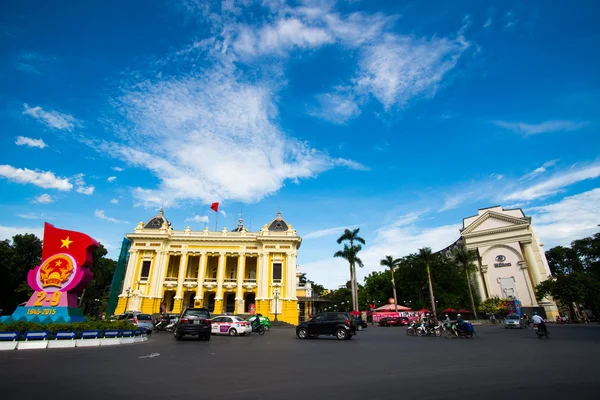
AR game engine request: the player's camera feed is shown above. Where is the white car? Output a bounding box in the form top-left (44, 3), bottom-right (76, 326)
top-left (210, 315), bottom-right (252, 336)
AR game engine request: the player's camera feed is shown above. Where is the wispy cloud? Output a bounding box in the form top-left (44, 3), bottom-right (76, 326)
top-left (308, 91), bottom-right (361, 124)
top-left (73, 173), bottom-right (95, 195)
top-left (32, 193), bottom-right (54, 204)
top-left (304, 225), bottom-right (359, 240)
top-left (494, 120), bottom-right (588, 135)
top-left (13, 50), bottom-right (43, 75)
top-left (110, 198), bottom-right (119, 204)
top-left (17, 212), bottom-right (50, 220)
top-left (529, 188), bottom-right (600, 247)
top-left (112, 167), bottom-right (124, 172)
top-left (94, 209), bottom-right (128, 224)
top-left (503, 12), bottom-right (518, 29)
top-left (22, 104), bottom-right (77, 131)
top-left (185, 215), bottom-right (209, 224)
top-left (15, 136), bottom-right (47, 149)
top-left (107, 176), bottom-right (117, 183)
top-left (0, 225), bottom-right (44, 242)
top-left (0, 165), bottom-right (72, 190)
top-left (505, 162), bottom-right (600, 201)
top-left (484, 18), bottom-right (492, 28)
top-left (520, 159), bottom-right (559, 181)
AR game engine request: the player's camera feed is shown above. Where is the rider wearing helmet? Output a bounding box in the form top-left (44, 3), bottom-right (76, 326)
top-left (453, 313), bottom-right (464, 336)
top-left (531, 312), bottom-right (546, 333)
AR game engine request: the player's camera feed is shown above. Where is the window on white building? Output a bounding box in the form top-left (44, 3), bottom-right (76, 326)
top-left (273, 263), bottom-right (282, 283)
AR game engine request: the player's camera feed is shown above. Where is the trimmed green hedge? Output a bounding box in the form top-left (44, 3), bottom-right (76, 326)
top-left (0, 320), bottom-right (135, 339)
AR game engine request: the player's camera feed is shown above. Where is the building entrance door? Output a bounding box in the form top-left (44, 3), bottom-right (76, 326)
top-left (244, 293), bottom-right (255, 313)
top-left (204, 293), bottom-right (215, 312)
top-left (225, 293), bottom-right (235, 313)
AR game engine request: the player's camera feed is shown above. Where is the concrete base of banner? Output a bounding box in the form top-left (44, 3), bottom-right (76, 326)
top-left (76, 339), bottom-right (101, 347)
top-left (17, 341), bottom-right (49, 350)
top-left (101, 338), bottom-right (121, 346)
top-left (48, 340), bottom-right (76, 349)
top-left (133, 336), bottom-right (143, 343)
top-left (0, 342), bottom-right (19, 351)
top-left (120, 337), bottom-right (135, 344)
top-left (141, 336), bottom-right (148, 342)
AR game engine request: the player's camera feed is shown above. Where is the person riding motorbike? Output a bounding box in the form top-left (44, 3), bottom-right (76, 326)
top-left (453, 313), bottom-right (464, 336)
top-left (531, 312), bottom-right (547, 333)
top-left (252, 314), bottom-right (263, 331)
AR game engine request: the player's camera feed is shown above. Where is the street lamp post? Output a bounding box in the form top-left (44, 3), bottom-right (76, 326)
top-left (124, 287), bottom-right (131, 312)
top-left (273, 289), bottom-right (280, 326)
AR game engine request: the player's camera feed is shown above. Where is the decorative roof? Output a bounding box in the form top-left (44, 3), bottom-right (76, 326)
top-left (143, 208), bottom-right (171, 230)
top-left (232, 217), bottom-right (246, 232)
top-left (267, 211), bottom-right (289, 232)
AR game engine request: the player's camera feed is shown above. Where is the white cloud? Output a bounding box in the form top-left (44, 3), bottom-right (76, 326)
top-left (233, 18), bottom-right (333, 57)
top-left (484, 18), bottom-right (492, 28)
top-left (439, 191), bottom-right (475, 212)
top-left (493, 120), bottom-right (588, 135)
top-left (107, 176), bottom-right (117, 182)
top-left (505, 162), bottom-right (600, 201)
top-left (0, 225), bottom-right (44, 241)
top-left (22, 104), bottom-right (77, 131)
top-left (308, 92), bottom-right (361, 124)
top-left (185, 215), bottom-right (210, 223)
top-left (220, 210), bottom-right (227, 218)
top-left (32, 193), bottom-right (54, 204)
top-left (110, 198), bottom-right (119, 204)
top-left (15, 136), bottom-right (47, 149)
top-left (73, 173), bottom-right (95, 195)
top-left (17, 212), bottom-right (48, 219)
top-left (520, 159), bottom-right (559, 181)
top-left (0, 165), bottom-right (72, 190)
top-left (529, 188), bottom-right (600, 248)
top-left (104, 66), bottom-right (364, 207)
top-left (354, 33), bottom-right (470, 110)
top-left (112, 167), bottom-right (124, 172)
top-left (94, 209), bottom-right (129, 224)
top-left (304, 225), bottom-right (359, 240)
top-left (302, 215), bottom-right (460, 289)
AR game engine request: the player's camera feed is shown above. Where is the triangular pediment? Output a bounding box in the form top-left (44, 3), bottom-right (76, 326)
top-left (462, 211), bottom-right (529, 235)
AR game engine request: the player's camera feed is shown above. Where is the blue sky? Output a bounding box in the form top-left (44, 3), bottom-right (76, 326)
top-left (1, 0), bottom-right (599, 289)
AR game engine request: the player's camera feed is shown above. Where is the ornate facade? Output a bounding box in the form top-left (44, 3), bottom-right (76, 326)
top-left (114, 210), bottom-right (302, 325)
top-left (460, 206), bottom-right (559, 319)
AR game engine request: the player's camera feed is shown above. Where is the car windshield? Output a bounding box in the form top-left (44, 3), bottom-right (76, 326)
top-left (507, 314), bottom-right (520, 319)
top-left (184, 309), bottom-right (210, 318)
top-left (137, 314), bottom-right (152, 321)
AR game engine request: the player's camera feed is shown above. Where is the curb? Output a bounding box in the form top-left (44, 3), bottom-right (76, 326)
top-left (0, 335), bottom-right (149, 351)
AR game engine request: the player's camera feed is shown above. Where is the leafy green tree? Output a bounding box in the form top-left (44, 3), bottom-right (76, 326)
top-left (80, 244), bottom-right (117, 317)
top-left (452, 247), bottom-right (479, 319)
top-left (545, 246), bottom-right (583, 276)
top-left (478, 297), bottom-right (509, 316)
top-left (380, 255), bottom-right (401, 312)
top-left (335, 229), bottom-right (365, 311)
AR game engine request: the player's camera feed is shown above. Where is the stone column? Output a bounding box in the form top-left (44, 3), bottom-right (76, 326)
top-left (121, 249), bottom-right (139, 296)
top-left (474, 256), bottom-right (487, 301)
top-left (214, 253), bottom-right (226, 314)
top-left (519, 261), bottom-right (538, 306)
top-left (195, 252), bottom-right (207, 302)
top-left (150, 249), bottom-right (165, 299)
top-left (287, 253), bottom-right (297, 300)
top-left (522, 242), bottom-right (542, 287)
top-left (481, 265), bottom-right (493, 297)
top-left (235, 254), bottom-right (246, 313)
top-left (173, 252), bottom-right (188, 313)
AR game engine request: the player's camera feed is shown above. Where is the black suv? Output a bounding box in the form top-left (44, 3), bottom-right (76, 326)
top-left (174, 308), bottom-right (211, 341)
top-left (296, 312), bottom-right (356, 340)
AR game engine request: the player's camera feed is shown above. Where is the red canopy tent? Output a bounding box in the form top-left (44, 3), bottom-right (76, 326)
top-left (457, 309), bottom-right (471, 314)
top-left (349, 310), bottom-right (362, 316)
top-left (442, 308), bottom-right (457, 313)
top-left (416, 308), bottom-right (431, 314)
top-left (373, 304), bottom-right (411, 312)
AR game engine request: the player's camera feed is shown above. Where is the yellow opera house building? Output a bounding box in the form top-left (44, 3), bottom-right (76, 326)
top-left (114, 209), bottom-right (302, 325)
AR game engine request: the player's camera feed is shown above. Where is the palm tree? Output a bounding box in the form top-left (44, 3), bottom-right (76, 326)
top-left (417, 247), bottom-right (437, 322)
top-left (453, 246), bottom-right (479, 319)
top-left (380, 255), bottom-right (401, 312)
top-left (336, 228), bottom-right (366, 311)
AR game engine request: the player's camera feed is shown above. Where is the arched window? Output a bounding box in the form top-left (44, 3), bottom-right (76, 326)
top-left (211, 267), bottom-right (218, 279)
top-left (248, 267), bottom-right (256, 280)
top-left (230, 268), bottom-right (236, 279)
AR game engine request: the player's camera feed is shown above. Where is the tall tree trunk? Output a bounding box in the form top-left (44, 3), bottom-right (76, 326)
top-left (351, 263), bottom-right (358, 311)
top-left (349, 262), bottom-right (356, 311)
top-left (466, 269), bottom-right (478, 319)
top-left (426, 263), bottom-right (437, 322)
top-left (391, 269), bottom-right (398, 312)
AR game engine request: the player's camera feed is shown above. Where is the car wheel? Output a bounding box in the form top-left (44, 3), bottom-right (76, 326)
top-left (264, 326), bottom-right (270, 331)
top-left (406, 328), bottom-right (415, 336)
top-left (205, 333), bottom-right (211, 341)
top-left (336, 329), bottom-right (348, 340)
top-left (240, 333), bottom-right (246, 336)
top-left (229, 328), bottom-right (237, 336)
top-left (357, 325), bottom-right (363, 331)
top-left (297, 328), bottom-right (308, 339)
top-left (505, 326), bottom-right (508, 329)
top-left (175, 332), bottom-right (183, 341)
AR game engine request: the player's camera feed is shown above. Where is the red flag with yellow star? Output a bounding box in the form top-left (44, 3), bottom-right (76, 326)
top-left (42, 222), bottom-right (99, 267)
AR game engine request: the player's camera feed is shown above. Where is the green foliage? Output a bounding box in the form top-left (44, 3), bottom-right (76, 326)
top-left (80, 244), bottom-right (117, 317)
top-left (0, 320), bottom-right (135, 339)
top-left (478, 297), bottom-right (509, 316)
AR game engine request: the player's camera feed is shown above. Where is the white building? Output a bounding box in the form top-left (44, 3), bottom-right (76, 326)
top-left (460, 206), bottom-right (559, 319)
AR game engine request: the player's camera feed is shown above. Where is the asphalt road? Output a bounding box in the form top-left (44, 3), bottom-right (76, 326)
top-left (1, 324), bottom-right (599, 400)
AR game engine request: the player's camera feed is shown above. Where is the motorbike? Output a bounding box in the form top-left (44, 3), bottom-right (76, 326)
top-left (416, 322), bottom-right (442, 337)
top-left (250, 323), bottom-right (266, 335)
top-left (406, 321), bottom-right (417, 336)
top-left (154, 317), bottom-right (168, 332)
top-left (443, 322), bottom-right (475, 339)
top-left (533, 323), bottom-right (549, 339)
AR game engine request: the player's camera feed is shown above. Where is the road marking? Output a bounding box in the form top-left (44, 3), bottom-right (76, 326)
top-left (138, 353), bottom-right (160, 359)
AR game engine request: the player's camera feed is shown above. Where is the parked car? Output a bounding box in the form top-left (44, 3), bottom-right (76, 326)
top-left (296, 312), bottom-right (356, 340)
top-left (378, 317), bottom-right (409, 327)
top-left (352, 317), bottom-right (368, 331)
top-left (173, 308), bottom-right (212, 341)
top-left (247, 315), bottom-right (272, 330)
top-left (210, 315), bottom-right (252, 336)
top-left (504, 313), bottom-right (523, 329)
top-left (118, 312), bottom-right (153, 334)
